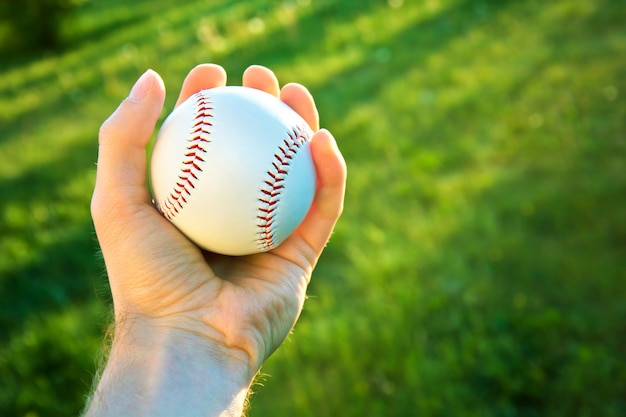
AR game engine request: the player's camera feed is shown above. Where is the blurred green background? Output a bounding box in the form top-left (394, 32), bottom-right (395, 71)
top-left (1, 0), bottom-right (625, 415)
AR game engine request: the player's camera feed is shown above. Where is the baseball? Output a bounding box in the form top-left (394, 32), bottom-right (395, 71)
top-left (150, 86), bottom-right (316, 256)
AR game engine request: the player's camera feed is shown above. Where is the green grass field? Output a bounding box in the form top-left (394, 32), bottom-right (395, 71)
top-left (1, 0), bottom-right (625, 415)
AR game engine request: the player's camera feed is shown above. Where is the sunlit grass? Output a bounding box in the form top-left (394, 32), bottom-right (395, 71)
top-left (1, 0), bottom-right (624, 416)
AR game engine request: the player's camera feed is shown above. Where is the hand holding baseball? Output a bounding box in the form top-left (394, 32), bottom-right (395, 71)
top-left (86, 64), bottom-right (346, 417)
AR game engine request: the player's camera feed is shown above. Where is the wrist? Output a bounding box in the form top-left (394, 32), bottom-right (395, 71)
top-left (117, 313), bottom-right (257, 377)
top-left (86, 315), bottom-right (255, 417)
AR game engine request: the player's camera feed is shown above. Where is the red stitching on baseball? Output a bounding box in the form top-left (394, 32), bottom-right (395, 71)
top-left (158, 91), bottom-right (213, 220)
top-left (256, 125), bottom-right (310, 251)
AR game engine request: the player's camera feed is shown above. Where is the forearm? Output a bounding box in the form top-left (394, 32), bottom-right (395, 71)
top-left (83, 317), bottom-right (255, 417)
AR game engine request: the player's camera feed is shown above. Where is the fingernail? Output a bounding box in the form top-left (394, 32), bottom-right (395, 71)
top-left (128, 69), bottom-right (154, 101)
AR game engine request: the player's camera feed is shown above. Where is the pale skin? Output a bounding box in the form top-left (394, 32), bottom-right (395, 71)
top-left (84, 64), bottom-right (347, 417)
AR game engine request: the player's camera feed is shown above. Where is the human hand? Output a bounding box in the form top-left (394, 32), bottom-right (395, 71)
top-left (87, 64), bottom-right (345, 416)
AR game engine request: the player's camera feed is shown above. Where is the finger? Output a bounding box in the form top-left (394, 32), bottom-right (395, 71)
top-left (242, 65), bottom-right (280, 97)
top-left (175, 63), bottom-right (227, 107)
top-left (291, 129), bottom-right (346, 255)
top-left (94, 69), bottom-right (166, 212)
top-left (280, 83), bottom-right (319, 131)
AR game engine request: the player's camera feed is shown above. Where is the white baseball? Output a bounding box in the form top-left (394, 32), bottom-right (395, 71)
top-left (150, 86), bottom-right (316, 256)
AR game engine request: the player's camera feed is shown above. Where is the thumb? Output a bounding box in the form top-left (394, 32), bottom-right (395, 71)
top-left (93, 70), bottom-right (166, 217)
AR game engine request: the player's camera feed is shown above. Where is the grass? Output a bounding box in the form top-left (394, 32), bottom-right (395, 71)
top-left (1, 0), bottom-right (625, 416)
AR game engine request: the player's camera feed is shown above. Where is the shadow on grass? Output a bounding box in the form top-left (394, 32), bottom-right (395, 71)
top-left (0, 136), bottom-right (105, 339)
top-left (406, 154), bottom-right (626, 414)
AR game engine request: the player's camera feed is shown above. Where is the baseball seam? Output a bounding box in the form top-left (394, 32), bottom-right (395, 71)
top-left (158, 91), bottom-right (213, 220)
top-left (256, 125), bottom-right (310, 251)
